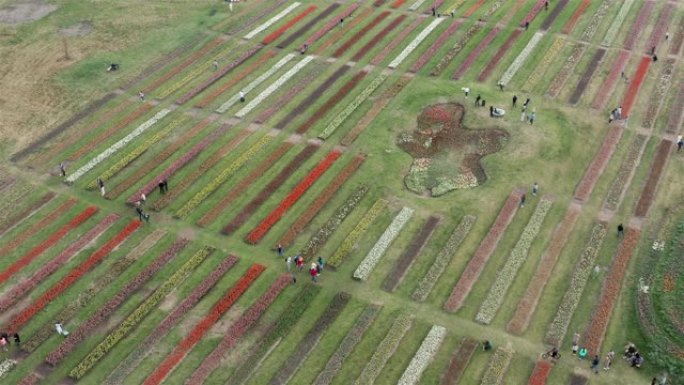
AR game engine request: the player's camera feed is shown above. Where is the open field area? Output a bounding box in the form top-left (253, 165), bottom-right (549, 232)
top-left (0, 0), bottom-right (683, 384)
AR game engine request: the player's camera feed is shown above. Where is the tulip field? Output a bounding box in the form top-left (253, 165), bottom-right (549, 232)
top-left (1, 0), bottom-right (684, 384)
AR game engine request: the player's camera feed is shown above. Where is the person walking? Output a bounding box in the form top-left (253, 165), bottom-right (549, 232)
top-left (525, 21), bottom-right (530, 30)
top-left (239, 91), bottom-right (245, 103)
top-left (677, 135), bottom-right (683, 151)
top-left (98, 177), bottom-right (106, 197)
top-left (512, 95), bottom-right (518, 108)
top-left (591, 355), bottom-right (600, 373)
top-left (286, 256), bottom-right (292, 272)
top-left (462, 87), bottom-right (469, 98)
top-left (520, 193), bottom-right (526, 208)
top-left (310, 266), bottom-right (318, 282)
top-left (136, 206), bottom-right (145, 222)
top-left (138, 91), bottom-right (145, 102)
top-left (277, 244), bottom-right (284, 258)
top-left (529, 111), bottom-right (536, 124)
top-left (55, 321), bottom-right (69, 336)
top-left (532, 182), bottom-right (539, 196)
top-left (213, 60), bottom-right (219, 71)
top-left (0, 335), bottom-right (7, 352)
top-left (59, 162), bottom-right (66, 177)
top-left (475, 94), bottom-right (481, 105)
top-left (317, 256), bottom-right (325, 272)
top-left (296, 255), bottom-right (304, 271)
top-left (604, 350), bottom-right (615, 370)
top-left (617, 223), bottom-right (624, 237)
top-left (572, 332), bottom-right (580, 354)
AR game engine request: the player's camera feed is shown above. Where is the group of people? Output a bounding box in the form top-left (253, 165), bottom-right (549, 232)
top-left (608, 106), bottom-right (623, 123)
top-left (568, 332), bottom-right (645, 375)
top-left (281, 245), bottom-right (325, 283)
top-left (0, 333), bottom-right (20, 352)
top-left (624, 342), bottom-right (645, 368)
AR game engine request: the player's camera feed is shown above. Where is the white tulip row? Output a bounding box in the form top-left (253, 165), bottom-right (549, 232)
top-left (499, 31), bottom-right (543, 86)
top-left (353, 206), bottom-right (414, 280)
top-left (0, 359), bottom-right (17, 378)
top-left (244, 2), bottom-right (301, 39)
top-left (397, 325), bottom-right (447, 385)
top-left (389, 18), bottom-right (445, 69)
top-left (408, 0), bottom-right (428, 11)
top-left (216, 53), bottom-right (296, 113)
top-left (601, 0), bottom-right (635, 46)
top-left (235, 56), bottom-right (313, 118)
top-left (65, 108), bottom-right (171, 183)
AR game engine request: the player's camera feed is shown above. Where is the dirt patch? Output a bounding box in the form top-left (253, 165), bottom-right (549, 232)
top-left (177, 227), bottom-right (197, 241)
top-left (158, 291), bottom-right (178, 312)
top-left (0, 1), bottom-right (57, 25)
top-left (59, 21), bottom-right (92, 36)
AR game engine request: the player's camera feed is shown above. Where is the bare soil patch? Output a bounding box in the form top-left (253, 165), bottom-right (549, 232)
top-left (0, 1), bottom-right (57, 25)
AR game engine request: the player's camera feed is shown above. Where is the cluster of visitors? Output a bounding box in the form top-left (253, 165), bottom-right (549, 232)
top-left (282, 245), bottom-right (325, 283)
top-left (0, 333), bottom-right (20, 351)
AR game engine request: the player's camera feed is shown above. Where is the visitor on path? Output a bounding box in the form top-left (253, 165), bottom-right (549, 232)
top-left (520, 193), bottom-right (526, 208)
top-left (239, 91), bottom-right (245, 102)
top-left (296, 255), bottom-right (304, 271)
top-left (286, 256), bottom-right (292, 272)
top-left (481, 99), bottom-right (486, 107)
top-left (475, 94), bottom-right (481, 105)
top-left (651, 46), bottom-right (656, 55)
top-left (579, 347), bottom-right (588, 359)
top-left (317, 256), bottom-right (325, 272)
top-left (624, 342), bottom-right (637, 358)
top-left (138, 91), bottom-right (145, 102)
top-left (483, 340), bottom-right (493, 351)
top-left (59, 162), bottom-right (66, 177)
top-left (653, 54), bottom-right (658, 62)
top-left (310, 266), bottom-right (318, 282)
top-left (545, 1), bottom-right (549, 10)
top-left (140, 193), bottom-right (146, 204)
top-left (13, 333), bottom-right (19, 346)
top-left (158, 181), bottom-right (165, 194)
top-left (617, 223), bottom-right (624, 237)
top-left (665, 32), bottom-right (670, 41)
top-left (529, 111), bottom-right (536, 124)
top-left (604, 350), bottom-right (615, 370)
top-left (136, 206), bottom-right (145, 222)
top-left (631, 353), bottom-right (644, 367)
top-left (55, 321), bottom-right (69, 336)
top-left (498, 82), bottom-right (504, 91)
top-left (523, 98), bottom-right (531, 108)
top-left (163, 180), bottom-right (169, 193)
top-left (213, 60), bottom-right (219, 71)
top-left (512, 95), bottom-right (518, 107)
top-left (525, 21), bottom-right (530, 30)
top-left (277, 243), bottom-right (284, 258)
top-left (572, 332), bottom-right (580, 354)
top-left (462, 87), bottom-right (470, 97)
top-left (677, 135), bottom-right (683, 151)
top-left (521, 110), bottom-right (527, 122)
top-left (432, 6), bottom-right (436, 17)
top-left (0, 336), bottom-right (7, 352)
top-left (617, 106), bottom-right (622, 119)
top-left (98, 177), bottom-right (106, 197)
top-left (591, 355), bottom-right (600, 373)
top-left (532, 182), bottom-right (539, 196)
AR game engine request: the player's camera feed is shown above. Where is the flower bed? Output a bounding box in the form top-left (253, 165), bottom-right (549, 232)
top-left (278, 4), bottom-right (341, 49)
top-left (46, 238), bottom-right (190, 366)
top-left (522, 36), bottom-right (565, 92)
top-left (254, 65), bottom-right (323, 124)
top-left (591, 50), bottom-right (629, 110)
top-left (355, 313), bottom-right (413, 385)
top-left (0, 213), bottom-right (117, 311)
top-left (452, 26), bottom-right (501, 80)
top-left (222, 144), bottom-right (318, 235)
top-left (669, 14), bottom-right (684, 55)
top-left (665, 83), bottom-right (684, 134)
top-left (444, 189), bottom-right (522, 312)
top-left (521, 0), bottom-right (546, 26)
top-left (0, 359), bottom-right (16, 379)
top-left (314, 8), bottom-right (372, 55)
top-left (225, 0), bottom-right (289, 35)
top-left (561, 0), bottom-right (590, 34)
top-left (635, 139), bottom-right (673, 217)
top-left (333, 12), bottom-right (390, 58)
top-left (397, 325), bottom-right (447, 385)
top-left (476, 198), bottom-right (553, 325)
top-left (623, 1), bottom-right (654, 49)
top-left (603, 135), bottom-right (647, 211)
top-left (0, 200), bottom-right (85, 284)
top-left (544, 222), bottom-right (607, 347)
top-left (383, 216), bottom-right (439, 293)
top-left (186, 274), bottom-right (292, 385)
top-left (352, 15), bottom-right (406, 62)
top-left (391, 0), bottom-right (405, 8)
top-left (547, 42), bottom-right (586, 98)
top-left (371, 17), bottom-right (425, 66)
top-left (0, 192), bottom-right (55, 237)
top-left (69, 247), bottom-right (223, 379)
top-left (601, 0), bottom-right (635, 46)
top-left (103, 254), bottom-right (236, 385)
top-left (408, 0), bottom-right (426, 11)
top-left (647, 3), bottom-right (674, 50)
top-left (412, 215), bottom-right (476, 302)
top-left (641, 59), bottom-right (674, 129)
top-left (353, 206), bottom-right (414, 281)
top-left (313, 304), bottom-right (381, 385)
top-left (374, 0), bottom-right (387, 6)
top-left (197, 142), bottom-right (293, 227)
top-left (300, 186), bottom-right (370, 262)
top-left (18, 373), bottom-right (40, 385)
top-left (262, 5), bottom-right (317, 45)
top-left (8, 219), bottom-right (141, 333)
top-left (298, 3), bottom-right (357, 51)
top-left (574, 125), bottom-right (623, 202)
top-left (462, 0), bottom-right (485, 17)
top-left (540, 0), bottom-right (569, 30)
top-left (507, 205), bottom-right (580, 335)
top-left (621, 56), bottom-right (652, 117)
top-left (499, 32), bottom-right (544, 85)
top-left (410, 18), bottom-right (462, 73)
top-left (245, 2), bottom-right (302, 39)
top-left (568, 48), bottom-right (605, 104)
top-left (441, 338), bottom-right (477, 385)
top-left (526, 360), bottom-right (552, 385)
top-left (278, 155), bottom-right (365, 247)
top-left (389, 18), bottom-right (444, 69)
top-left (580, 0), bottom-right (612, 42)
top-left (477, 29), bottom-right (523, 82)
top-left (481, 347), bottom-right (513, 385)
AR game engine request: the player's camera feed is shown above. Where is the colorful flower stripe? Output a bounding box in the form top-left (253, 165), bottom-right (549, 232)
top-left (194, 50), bottom-right (277, 109)
top-left (313, 304), bottom-right (381, 385)
top-left (574, 125), bottom-right (623, 202)
top-left (647, 3), bottom-right (674, 50)
top-left (604, 135), bottom-right (647, 211)
top-left (278, 3), bottom-right (341, 49)
top-left (374, 0), bottom-right (387, 6)
top-left (408, 0), bottom-right (427, 11)
top-left (278, 156), bottom-right (365, 248)
top-left (103, 254), bottom-right (237, 385)
top-left (106, 118), bottom-right (212, 199)
top-left (186, 274), bottom-right (292, 385)
top-left (0, 182), bottom-right (33, 223)
top-left (235, 55), bottom-right (315, 118)
top-left (20, 230), bottom-right (167, 353)
top-left (0, 192), bottom-right (55, 238)
top-left (590, 50), bottom-right (629, 110)
top-left (441, 338), bottom-right (478, 385)
top-left (216, 53), bottom-right (296, 114)
top-left (318, 74), bottom-right (387, 140)
top-left (544, 222), bottom-right (607, 346)
top-left (389, 18), bottom-right (444, 69)
top-left (623, 1), bottom-right (654, 50)
top-left (481, 347), bottom-right (514, 385)
top-left (499, 32), bottom-right (544, 85)
top-left (521, 0), bottom-right (546, 25)
top-left (85, 115), bottom-right (188, 190)
top-left (262, 5), bottom-right (317, 45)
top-left (0, 359), bottom-right (17, 379)
top-left (142, 263), bottom-right (265, 385)
top-left (621, 56), bottom-right (652, 118)
top-left (602, 0), bottom-right (635, 46)
top-left (244, 2), bottom-right (301, 39)
top-left (149, 129), bottom-right (252, 211)
top-left (477, 29), bottom-right (522, 82)
top-left (0, 199), bottom-right (82, 284)
top-left (225, 0), bottom-right (290, 35)
top-left (476, 198), bottom-right (553, 324)
top-left (351, 14), bottom-right (407, 62)
top-left (0, 213), bottom-right (118, 311)
top-left (665, 83), bottom-right (684, 134)
top-left (445, 0), bottom-right (468, 15)
top-left (222, 144), bottom-right (318, 235)
top-left (641, 58), bottom-right (674, 129)
top-left (67, 103), bottom-right (153, 162)
top-left (299, 3), bottom-right (358, 51)
top-left (398, 325), bottom-right (447, 385)
top-left (462, 0), bottom-right (485, 17)
top-left (391, 0), bottom-right (405, 8)
top-left (68, 246), bottom-right (220, 379)
top-left (127, 122), bottom-right (233, 203)
top-left (635, 139), bottom-right (673, 217)
top-left (300, 186), bottom-right (370, 262)
top-left (46, 238), bottom-right (190, 366)
top-left (523, 36), bottom-right (565, 92)
top-left (669, 14), bottom-right (684, 55)
top-left (246, 150), bottom-right (342, 244)
top-left (7, 219), bottom-right (141, 333)
top-left (18, 373), bottom-right (40, 385)
top-left (269, 293), bottom-right (351, 385)
top-left (371, 17), bottom-right (425, 66)
top-left (507, 205), bottom-right (580, 335)
top-left (547, 42), bottom-right (586, 98)
top-left (174, 134), bottom-right (273, 219)
top-left (197, 142), bottom-right (293, 227)
top-left (296, 71), bottom-right (368, 134)
top-left (333, 12), bottom-right (390, 58)
top-left (429, 19), bottom-right (478, 77)
top-left (568, 48), bottom-right (605, 104)
top-left (444, 189), bottom-right (522, 312)
top-left (561, 0), bottom-right (589, 34)
top-left (327, 196), bottom-right (384, 268)
top-left (353, 206), bottom-right (414, 281)
top-left (527, 360), bottom-right (552, 385)
top-left (424, 1), bottom-right (445, 13)
top-left (314, 8), bottom-right (373, 55)
top-left (254, 64), bottom-right (324, 124)
top-left (452, 26), bottom-right (501, 80)
top-left (580, 0), bottom-right (613, 42)
top-left (540, 0), bottom-right (569, 30)
top-left (411, 19), bottom-right (462, 73)
top-left (65, 108), bottom-right (172, 183)
top-left (354, 313), bottom-right (413, 385)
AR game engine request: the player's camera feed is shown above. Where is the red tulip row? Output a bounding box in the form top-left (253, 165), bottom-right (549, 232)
top-left (142, 263), bottom-right (266, 385)
top-left (452, 26), bottom-right (501, 80)
top-left (621, 56), bottom-right (652, 118)
top-left (526, 360), bottom-right (552, 385)
top-left (0, 213), bottom-right (118, 311)
top-left (246, 150), bottom-right (343, 244)
top-left (186, 274), bottom-right (292, 385)
top-left (262, 5), bottom-right (317, 45)
top-left (477, 29), bottom-right (523, 82)
top-left (635, 139), bottom-right (673, 217)
top-left (391, 0), bottom-right (405, 8)
top-left (623, 1), bottom-right (654, 50)
top-left (444, 189), bottom-right (522, 312)
top-left (352, 15), bottom-right (406, 62)
top-left (0, 192), bottom-right (55, 238)
top-left (299, 3), bottom-right (359, 51)
top-left (371, 17), bottom-right (423, 66)
top-left (45, 238), bottom-right (190, 366)
top-left (573, 125), bottom-right (623, 202)
top-left (463, 0), bottom-right (486, 17)
top-left (591, 50), bottom-right (629, 110)
top-left (333, 12), bottom-right (390, 58)
top-left (561, 0), bottom-right (589, 34)
top-left (7, 219), bottom-right (141, 333)
top-left (0, 201), bottom-right (89, 285)
top-left (411, 18), bottom-right (463, 73)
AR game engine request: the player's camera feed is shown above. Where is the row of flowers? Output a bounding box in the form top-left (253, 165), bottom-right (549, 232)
top-left (0, 359), bottom-right (17, 379)
top-left (300, 3), bottom-right (359, 51)
top-left (18, 373), bottom-right (40, 385)
top-left (389, 18), bottom-right (444, 69)
top-left (476, 198), bottom-right (553, 325)
top-left (444, 190), bottom-right (521, 312)
top-left (278, 156), bottom-right (365, 247)
top-left (522, 36), bottom-right (565, 92)
top-left (313, 8), bottom-right (371, 55)
top-left (352, 15), bottom-right (406, 62)
top-left (561, 0), bottom-right (589, 34)
top-left (353, 206), bottom-right (414, 281)
top-left (453, 26), bottom-right (501, 80)
top-left (591, 50), bottom-right (629, 110)
top-left (333, 12), bottom-right (390, 58)
top-left (263, 5), bottom-right (317, 45)
top-left (642, 59), bottom-right (674, 129)
top-left (648, 3), bottom-right (674, 51)
top-left (408, 0), bottom-right (427, 11)
top-left (371, 17), bottom-right (424, 66)
top-left (527, 360), bottom-right (552, 385)
top-left (0, 213), bottom-right (117, 311)
top-left (355, 313), bottom-right (413, 385)
top-left (507, 206), bottom-right (580, 335)
top-left (477, 29), bottom-right (522, 82)
top-left (544, 222), bottom-right (607, 347)
top-left (300, 186), bottom-right (370, 262)
top-left (521, 0), bottom-right (546, 26)
top-left (442, 338), bottom-right (478, 383)
top-left (603, 134), bottom-right (647, 211)
top-left (186, 274), bottom-right (292, 385)
top-left (0, 201), bottom-right (89, 285)
top-left (66, 108), bottom-right (171, 183)
top-left (313, 304), bottom-right (381, 385)
top-left (620, 56), bottom-right (652, 117)
top-left (397, 325), bottom-right (447, 385)
top-left (623, 1), bottom-right (653, 49)
top-left (410, 18), bottom-right (461, 73)
top-left (568, 48), bottom-right (605, 104)
top-left (412, 215), bottom-right (476, 302)
top-left (602, 0), bottom-right (635, 46)
top-left (579, 0), bottom-right (612, 42)
top-left (547, 42), bottom-right (586, 98)
top-left (245, 2), bottom-right (301, 39)
top-left (103, 254), bottom-right (238, 385)
top-left (635, 139), bottom-right (673, 217)
top-left (0, 191), bottom-right (55, 237)
top-left (666, 83), bottom-right (684, 134)
top-left (481, 347), bottom-right (514, 385)
top-left (254, 65), bottom-right (323, 124)
top-left (574, 125), bottom-right (623, 202)
top-left (539, 0), bottom-right (569, 30)
top-left (47, 238), bottom-right (190, 366)
top-left (319, 74), bottom-right (387, 140)
top-left (68, 246), bottom-right (219, 379)
top-left (392, 0), bottom-right (406, 8)
top-left (499, 32), bottom-right (544, 85)
top-left (668, 13), bottom-right (684, 55)
top-left (225, 0), bottom-right (289, 35)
